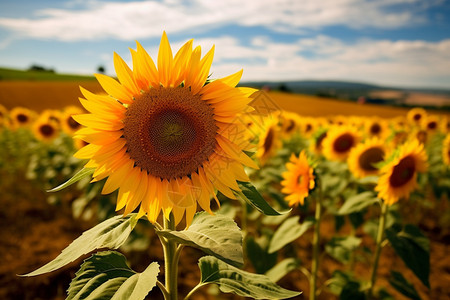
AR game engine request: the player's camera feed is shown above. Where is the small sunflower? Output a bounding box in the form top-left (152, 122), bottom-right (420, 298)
top-left (32, 117), bottom-right (60, 142)
top-left (300, 117), bottom-right (317, 138)
top-left (281, 150), bottom-right (315, 206)
top-left (41, 109), bottom-right (63, 125)
top-left (365, 117), bottom-right (388, 139)
top-left (375, 139), bottom-right (428, 205)
top-left (443, 134), bottom-right (450, 166)
top-left (406, 107), bottom-right (427, 126)
top-left (280, 112), bottom-right (301, 138)
top-left (440, 116), bottom-right (450, 134)
top-left (61, 106), bottom-right (84, 135)
top-left (10, 107), bottom-right (35, 129)
top-left (309, 128), bottom-right (328, 155)
top-left (421, 115), bottom-right (439, 134)
top-left (73, 32), bottom-right (258, 227)
top-left (256, 116), bottom-right (282, 165)
top-left (322, 125), bottom-right (360, 161)
top-left (348, 138), bottom-right (386, 178)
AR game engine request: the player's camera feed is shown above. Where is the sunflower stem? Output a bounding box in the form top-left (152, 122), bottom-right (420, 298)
top-left (367, 201), bottom-right (388, 299)
top-left (310, 196), bottom-right (322, 300)
top-left (163, 214), bottom-right (179, 300)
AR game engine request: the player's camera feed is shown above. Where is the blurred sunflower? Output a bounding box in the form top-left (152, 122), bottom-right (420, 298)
top-left (348, 138), bottom-right (386, 178)
top-left (41, 109), bottom-right (63, 125)
top-left (443, 134), bottom-right (450, 166)
top-left (256, 116), bottom-right (281, 165)
top-left (280, 111), bottom-right (301, 137)
top-left (32, 117), bottom-right (60, 142)
top-left (406, 107), bottom-right (427, 126)
top-left (300, 117), bottom-right (317, 138)
top-left (322, 125), bottom-right (360, 161)
top-left (281, 150), bottom-right (315, 206)
top-left (309, 128), bottom-right (328, 155)
top-left (10, 107), bottom-right (35, 129)
top-left (421, 115), bottom-right (439, 134)
top-left (440, 116), bottom-right (450, 134)
top-left (73, 32), bottom-right (258, 226)
top-left (375, 139), bottom-right (428, 205)
top-left (365, 117), bottom-right (388, 139)
top-left (61, 106), bottom-right (84, 135)
top-left (414, 129), bottom-right (428, 145)
top-left (0, 104), bottom-right (8, 127)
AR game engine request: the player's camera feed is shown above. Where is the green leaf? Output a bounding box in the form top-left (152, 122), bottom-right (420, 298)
top-left (386, 225), bottom-right (430, 288)
top-left (337, 192), bottom-right (379, 215)
top-left (388, 270), bottom-right (422, 300)
top-left (23, 214), bottom-right (137, 276)
top-left (237, 181), bottom-right (290, 216)
top-left (67, 251), bottom-right (159, 300)
top-left (265, 258), bottom-right (301, 283)
top-left (156, 212), bottom-right (243, 267)
top-left (268, 216), bottom-right (313, 253)
top-left (199, 256), bottom-right (301, 299)
top-left (325, 236), bottom-right (361, 264)
top-left (246, 235), bottom-right (278, 274)
top-left (48, 167), bottom-right (95, 192)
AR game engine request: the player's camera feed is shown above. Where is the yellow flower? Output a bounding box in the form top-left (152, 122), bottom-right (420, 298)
top-left (406, 107), bottom-right (427, 126)
top-left (440, 116), bottom-right (450, 134)
top-left (365, 117), bottom-right (389, 139)
top-left (322, 125), bottom-right (360, 161)
top-left (32, 116), bottom-right (60, 142)
top-left (41, 109), bottom-right (63, 125)
top-left (375, 139), bottom-right (428, 205)
top-left (300, 117), bottom-right (317, 138)
top-left (10, 107), bottom-right (35, 129)
top-left (61, 106), bottom-right (84, 135)
top-left (73, 32), bottom-right (258, 226)
top-left (256, 116), bottom-right (281, 165)
top-left (281, 151), bottom-right (315, 206)
top-left (309, 128), bottom-right (328, 155)
top-left (280, 111), bottom-right (301, 138)
top-left (348, 138), bottom-right (386, 178)
top-left (421, 115), bottom-right (439, 133)
top-left (443, 134), bottom-right (450, 166)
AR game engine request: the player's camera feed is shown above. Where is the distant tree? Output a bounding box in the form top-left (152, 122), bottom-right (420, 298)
top-left (28, 64), bottom-right (55, 73)
top-left (278, 83), bottom-right (291, 93)
top-left (97, 65), bottom-right (106, 74)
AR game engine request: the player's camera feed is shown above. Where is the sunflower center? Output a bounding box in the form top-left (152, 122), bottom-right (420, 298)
top-left (297, 174), bottom-right (304, 185)
top-left (427, 121), bottom-right (437, 130)
top-left (123, 86), bottom-right (217, 180)
top-left (305, 123), bottom-right (312, 133)
top-left (39, 124), bottom-right (55, 137)
top-left (316, 132), bottom-right (327, 151)
top-left (263, 127), bottom-right (274, 154)
top-left (389, 156), bottom-right (415, 187)
top-left (370, 123), bottom-right (381, 135)
top-left (358, 147), bottom-right (384, 171)
top-left (285, 120), bottom-right (295, 133)
top-left (17, 113), bottom-right (29, 123)
top-left (413, 113), bottom-right (421, 121)
top-left (333, 133), bottom-right (355, 153)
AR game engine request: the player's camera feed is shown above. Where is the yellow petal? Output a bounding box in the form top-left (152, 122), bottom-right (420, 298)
top-left (95, 74), bottom-right (133, 104)
top-left (136, 41), bottom-right (159, 88)
top-left (102, 160), bottom-right (134, 194)
top-left (72, 113), bottom-right (124, 131)
top-left (158, 31), bottom-right (173, 87)
top-left (114, 52), bottom-right (140, 95)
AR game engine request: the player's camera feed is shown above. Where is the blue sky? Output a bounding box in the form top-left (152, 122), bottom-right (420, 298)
top-left (0, 0), bottom-right (449, 88)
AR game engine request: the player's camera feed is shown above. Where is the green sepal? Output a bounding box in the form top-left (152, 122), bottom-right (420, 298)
top-left (237, 181), bottom-right (290, 216)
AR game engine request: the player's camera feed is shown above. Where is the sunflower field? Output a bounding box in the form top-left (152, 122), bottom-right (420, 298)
top-left (1, 34), bottom-right (450, 300)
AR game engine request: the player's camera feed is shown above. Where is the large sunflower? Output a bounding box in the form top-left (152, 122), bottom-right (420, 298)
top-left (443, 134), bottom-right (450, 166)
top-left (73, 33), bottom-right (258, 226)
top-left (348, 138), bottom-right (386, 178)
top-left (281, 150), bottom-right (315, 206)
top-left (375, 139), bottom-right (428, 205)
top-left (322, 125), bottom-right (360, 161)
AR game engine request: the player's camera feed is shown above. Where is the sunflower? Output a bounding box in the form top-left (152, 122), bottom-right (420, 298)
top-left (256, 116), bottom-right (282, 165)
top-left (281, 150), bottom-right (315, 206)
top-left (365, 117), bottom-right (388, 139)
top-left (0, 104), bottom-right (8, 127)
top-left (440, 116), bottom-right (450, 134)
top-left (280, 111), bottom-right (301, 138)
top-left (421, 115), bottom-right (439, 134)
top-left (73, 32), bottom-right (258, 227)
top-left (443, 134), bottom-right (450, 166)
top-left (309, 128), bottom-right (328, 155)
top-left (406, 107), bottom-right (427, 126)
top-left (41, 109), bottom-right (63, 125)
top-left (348, 138), bottom-right (386, 178)
top-left (375, 139), bottom-right (428, 205)
top-left (32, 116), bottom-right (60, 142)
top-left (300, 117), bottom-right (317, 138)
top-left (322, 125), bottom-right (360, 161)
top-left (10, 107), bottom-right (35, 129)
top-left (61, 106), bottom-right (84, 135)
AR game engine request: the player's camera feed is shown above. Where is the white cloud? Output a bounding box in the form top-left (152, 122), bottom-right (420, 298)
top-left (0, 0), bottom-right (433, 41)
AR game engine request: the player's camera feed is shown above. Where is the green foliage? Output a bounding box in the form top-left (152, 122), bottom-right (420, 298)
top-left (23, 214), bottom-right (137, 276)
top-left (198, 256), bottom-right (302, 299)
top-left (388, 270), bottom-right (422, 300)
top-left (0, 67), bottom-right (96, 81)
top-left (337, 191), bottom-right (379, 215)
top-left (246, 235), bottom-right (278, 274)
top-left (48, 167), bottom-right (95, 192)
top-left (268, 216), bottom-right (313, 253)
top-left (385, 224), bottom-right (430, 288)
top-left (325, 236), bottom-right (361, 264)
top-left (237, 181), bottom-right (290, 216)
top-left (156, 212), bottom-right (243, 267)
top-left (265, 258), bottom-right (301, 283)
top-left (67, 251), bottom-right (159, 300)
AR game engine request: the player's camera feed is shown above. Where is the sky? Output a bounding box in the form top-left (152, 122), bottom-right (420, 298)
top-left (0, 0), bottom-right (449, 89)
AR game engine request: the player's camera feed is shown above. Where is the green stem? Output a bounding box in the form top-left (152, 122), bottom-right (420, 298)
top-left (184, 283), bottom-right (208, 300)
top-left (162, 214), bottom-right (179, 300)
top-left (367, 202), bottom-right (388, 299)
top-left (310, 198), bottom-right (322, 300)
